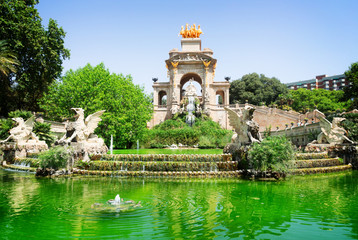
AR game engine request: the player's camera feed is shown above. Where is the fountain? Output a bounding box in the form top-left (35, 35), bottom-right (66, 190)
top-left (183, 78), bottom-right (200, 127)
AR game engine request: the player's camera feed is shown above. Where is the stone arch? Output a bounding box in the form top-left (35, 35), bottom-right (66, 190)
top-left (180, 73), bottom-right (202, 101)
top-left (158, 90), bottom-right (167, 106)
top-left (216, 90), bottom-right (225, 105)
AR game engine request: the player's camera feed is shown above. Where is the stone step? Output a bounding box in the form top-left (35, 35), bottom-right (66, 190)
top-left (291, 164), bottom-right (352, 175)
top-left (295, 152), bottom-right (329, 160)
top-left (72, 168), bottom-right (242, 177)
top-left (294, 158), bottom-right (343, 169)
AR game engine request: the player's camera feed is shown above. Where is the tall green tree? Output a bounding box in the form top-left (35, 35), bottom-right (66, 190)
top-left (0, 40), bottom-right (19, 76)
top-left (229, 73), bottom-right (288, 105)
top-left (0, 0), bottom-right (70, 116)
top-left (343, 62), bottom-right (358, 110)
top-left (278, 89), bottom-right (349, 114)
top-left (39, 63), bottom-right (153, 148)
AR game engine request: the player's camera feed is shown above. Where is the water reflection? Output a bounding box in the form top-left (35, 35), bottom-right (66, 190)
top-left (0, 170), bottom-right (357, 239)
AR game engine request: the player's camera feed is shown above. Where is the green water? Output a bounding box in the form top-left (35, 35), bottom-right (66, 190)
top-left (111, 148), bottom-right (223, 155)
top-left (1, 170), bottom-right (358, 239)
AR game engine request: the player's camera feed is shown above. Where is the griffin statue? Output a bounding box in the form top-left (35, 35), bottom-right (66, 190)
top-left (57, 108), bottom-right (105, 145)
top-left (1, 116), bottom-right (40, 144)
top-left (224, 106), bottom-right (262, 146)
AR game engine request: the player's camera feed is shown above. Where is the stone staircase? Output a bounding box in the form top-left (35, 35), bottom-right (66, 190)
top-left (292, 152), bottom-right (352, 175)
top-left (72, 154), bottom-right (241, 178)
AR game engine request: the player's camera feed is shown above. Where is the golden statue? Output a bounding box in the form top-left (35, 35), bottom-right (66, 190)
top-left (197, 25), bottom-right (203, 38)
top-left (179, 24), bottom-right (203, 38)
top-left (171, 61), bottom-right (179, 68)
top-left (202, 60), bottom-right (211, 68)
top-left (179, 26), bottom-right (184, 37)
top-left (184, 23), bottom-right (189, 38)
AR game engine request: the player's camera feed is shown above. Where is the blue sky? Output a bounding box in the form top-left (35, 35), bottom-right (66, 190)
top-left (37, 0), bottom-right (358, 93)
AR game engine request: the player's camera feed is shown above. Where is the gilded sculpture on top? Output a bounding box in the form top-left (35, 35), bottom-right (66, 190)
top-left (179, 24), bottom-right (203, 38)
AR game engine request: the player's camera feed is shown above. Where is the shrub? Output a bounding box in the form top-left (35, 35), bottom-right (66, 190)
top-left (33, 122), bottom-right (55, 146)
top-left (8, 110), bottom-right (33, 120)
top-left (143, 115), bottom-right (233, 148)
top-left (248, 136), bottom-right (295, 173)
top-left (38, 146), bottom-right (71, 170)
top-left (0, 118), bottom-right (15, 140)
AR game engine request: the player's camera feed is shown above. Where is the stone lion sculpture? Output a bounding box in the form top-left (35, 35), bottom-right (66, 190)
top-left (224, 106), bottom-right (262, 146)
top-left (316, 116), bottom-right (354, 145)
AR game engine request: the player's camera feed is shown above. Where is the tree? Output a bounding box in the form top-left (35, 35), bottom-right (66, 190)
top-left (0, 40), bottom-right (19, 76)
top-left (39, 63), bottom-right (153, 148)
top-left (279, 89), bottom-right (349, 114)
top-left (0, 0), bottom-right (70, 116)
top-left (343, 62), bottom-right (358, 110)
top-left (229, 73), bottom-right (288, 105)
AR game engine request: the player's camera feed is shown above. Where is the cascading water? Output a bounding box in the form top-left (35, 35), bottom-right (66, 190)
top-left (186, 96), bottom-right (196, 126)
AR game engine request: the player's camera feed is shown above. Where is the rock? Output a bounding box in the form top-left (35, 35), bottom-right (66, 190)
top-left (35, 168), bottom-right (55, 177)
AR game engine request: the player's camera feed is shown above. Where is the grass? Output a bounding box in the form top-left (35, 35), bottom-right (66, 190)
top-left (109, 148), bottom-right (223, 155)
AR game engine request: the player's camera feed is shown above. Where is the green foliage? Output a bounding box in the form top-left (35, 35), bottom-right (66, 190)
top-left (78, 160), bottom-right (236, 172)
top-left (308, 129), bottom-right (321, 142)
top-left (101, 154), bottom-right (231, 162)
top-left (38, 146), bottom-right (71, 170)
top-left (248, 136), bottom-right (295, 173)
top-left (229, 73), bottom-right (288, 105)
top-left (8, 110), bottom-right (32, 120)
top-left (143, 115), bottom-right (233, 148)
top-left (263, 125), bottom-right (272, 138)
top-left (343, 62), bottom-right (358, 110)
top-left (0, 40), bottom-right (19, 76)
top-left (33, 122), bottom-right (55, 146)
top-left (39, 63), bottom-right (153, 148)
top-left (0, 0), bottom-right (70, 116)
top-left (278, 89), bottom-right (349, 114)
top-left (0, 118), bottom-right (14, 139)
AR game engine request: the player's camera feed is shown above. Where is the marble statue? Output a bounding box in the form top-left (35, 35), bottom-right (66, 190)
top-left (57, 108), bottom-right (108, 160)
top-left (0, 116), bottom-right (48, 160)
top-left (225, 106), bottom-right (262, 146)
top-left (171, 104), bottom-right (180, 115)
top-left (58, 108), bottom-right (105, 144)
top-left (1, 117), bottom-right (38, 144)
top-left (316, 116), bottom-right (354, 145)
top-left (185, 79), bottom-right (197, 96)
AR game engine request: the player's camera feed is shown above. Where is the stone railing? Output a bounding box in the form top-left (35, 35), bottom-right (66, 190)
top-left (269, 122), bottom-right (321, 146)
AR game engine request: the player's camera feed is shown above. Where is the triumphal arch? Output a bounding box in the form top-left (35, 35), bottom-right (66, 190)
top-left (149, 24), bottom-right (231, 128)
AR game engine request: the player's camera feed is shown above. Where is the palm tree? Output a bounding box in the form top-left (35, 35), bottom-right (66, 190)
top-left (0, 40), bottom-right (20, 76)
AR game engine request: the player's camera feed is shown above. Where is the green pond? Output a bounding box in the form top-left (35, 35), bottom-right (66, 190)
top-left (111, 148), bottom-right (223, 155)
top-left (1, 169), bottom-right (358, 239)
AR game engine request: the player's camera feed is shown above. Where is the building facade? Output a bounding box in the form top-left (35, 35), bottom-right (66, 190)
top-left (286, 74), bottom-right (350, 91)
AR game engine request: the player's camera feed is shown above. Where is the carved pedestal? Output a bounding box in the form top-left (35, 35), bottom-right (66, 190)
top-left (0, 141), bottom-right (48, 163)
